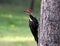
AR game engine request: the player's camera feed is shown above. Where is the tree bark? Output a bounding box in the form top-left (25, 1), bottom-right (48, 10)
top-left (38, 0), bottom-right (60, 46)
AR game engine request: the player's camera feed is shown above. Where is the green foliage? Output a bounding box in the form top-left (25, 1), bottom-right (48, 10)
top-left (0, 5), bottom-right (38, 46)
top-left (0, 41), bottom-right (36, 46)
top-left (0, 0), bottom-right (40, 45)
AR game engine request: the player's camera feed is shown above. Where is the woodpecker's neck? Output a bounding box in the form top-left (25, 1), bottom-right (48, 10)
top-left (29, 13), bottom-right (35, 18)
top-left (29, 14), bottom-right (34, 20)
top-left (29, 15), bottom-right (33, 21)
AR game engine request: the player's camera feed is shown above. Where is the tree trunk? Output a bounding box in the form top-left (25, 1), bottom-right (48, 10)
top-left (38, 0), bottom-right (60, 46)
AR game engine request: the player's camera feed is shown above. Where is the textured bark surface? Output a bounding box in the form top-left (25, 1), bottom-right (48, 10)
top-left (39, 0), bottom-right (60, 46)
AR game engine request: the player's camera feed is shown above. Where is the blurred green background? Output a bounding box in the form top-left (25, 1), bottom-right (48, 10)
top-left (0, 0), bottom-right (40, 46)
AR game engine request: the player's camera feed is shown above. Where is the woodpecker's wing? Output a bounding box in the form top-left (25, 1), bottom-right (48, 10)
top-left (29, 15), bottom-right (39, 29)
top-left (29, 17), bottom-right (38, 43)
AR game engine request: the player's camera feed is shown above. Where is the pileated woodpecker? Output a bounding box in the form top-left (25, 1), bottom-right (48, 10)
top-left (25, 9), bottom-right (38, 43)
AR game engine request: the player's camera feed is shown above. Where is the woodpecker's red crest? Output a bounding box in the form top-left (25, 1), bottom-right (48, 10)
top-left (25, 9), bottom-right (33, 14)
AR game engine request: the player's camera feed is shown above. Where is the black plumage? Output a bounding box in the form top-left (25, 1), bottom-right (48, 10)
top-left (29, 14), bottom-right (38, 43)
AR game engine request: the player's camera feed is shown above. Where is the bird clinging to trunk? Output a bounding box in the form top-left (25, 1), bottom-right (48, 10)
top-left (25, 9), bottom-right (39, 43)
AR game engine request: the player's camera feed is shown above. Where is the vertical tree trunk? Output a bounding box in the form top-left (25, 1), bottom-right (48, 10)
top-left (38, 0), bottom-right (60, 46)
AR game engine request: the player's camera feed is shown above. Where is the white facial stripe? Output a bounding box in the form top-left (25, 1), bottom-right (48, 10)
top-left (30, 18), bottom-right (33, 21)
